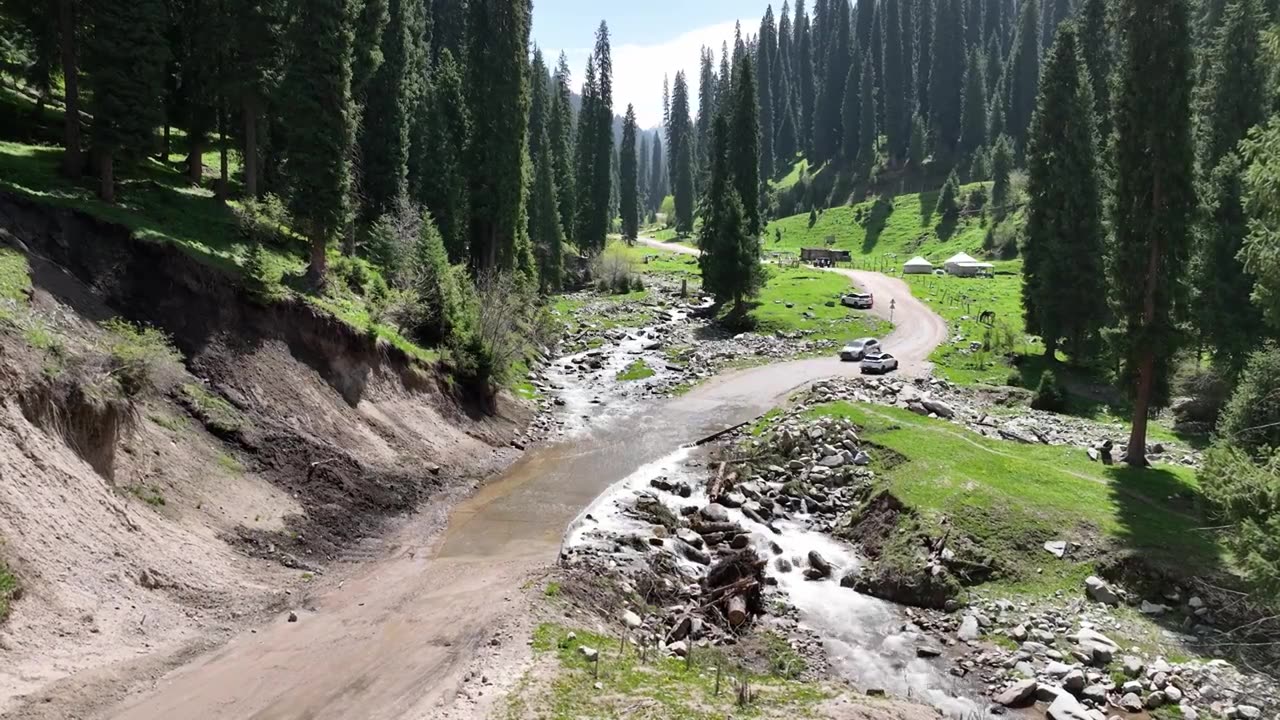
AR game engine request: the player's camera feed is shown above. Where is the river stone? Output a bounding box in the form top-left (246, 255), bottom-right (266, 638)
top-left (676, 529), bottom-right (704, 549)
top-left (1046, 693), bottom-right (1092, 720)
top-left (679, 543), bottom-right (710, 566)
top-left (1085, 576), bottom-right (1120, 606)
top-left (853, 451), bottom-right (871, 466)
top-left (1014, 661), bottom-right (1035, 678)
top-left (819, 455), bottom-right (845, 468)
top-left (806, 551), bottom-right (832, 578)
top-left (1122, 656), bottom-right (1145, 677)
top-left (1233, 705), bottom-right (1262, 719)
top-left (579, 646), bottom-right (599, 661)
top-left (1008, 624), bottom-right (1029, 642)
top-left (719, 492), bottom-right (745, 509)
top-left (1165, 685), bottom-right (1183, 703)
top-left (994, 679), bottom-right (1038, 707)
top-left (1082, 684), bottom-right (1108, 704)
top-left (916, 645), bottom-right (943, 658)
top-left (622, 610), bottom-right (642, 629)
top-left (1119, 693), bottom-right (1144, 712)
top-left (666, 640), bottom-right (688, 657)
top-left (1063, 668), bottom-right (1087, 693)
top-left (923, 399), bottom-right (956, 418)
top-left (957, 615), bottom-right (981, 641)
top-left (1145, 691), bottom-right (1167, 709)
top-left (775, 557), bottom-right (793, 573)
top-left (700, 504), bottom-right (730, 523)
top-left (730, 534), bottom-right (750, 550)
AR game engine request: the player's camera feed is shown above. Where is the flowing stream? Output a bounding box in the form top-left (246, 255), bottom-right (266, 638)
top-left (565, 444), bottom-right (985, 719)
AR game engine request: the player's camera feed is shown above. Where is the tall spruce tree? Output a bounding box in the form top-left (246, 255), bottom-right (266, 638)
top-left (86, 0), bottom-right (168, 203)
top-left (527, 47), bottom-right (562, 286)
top-left (431, 0), bottom-right (467, 63)
top-left (699, 113), bottom-right (764, 309)
top-left (361, 0), bottom-right (414, 221)
top-left (871, 0), bottom-right (886, 128)
top-left (549, 53), bottom-right (576, 243)
top-left (587, 22), bottom-right (614, 252)
top-left (815, 0), bottom-right (853, 161)
top-left (758, 6), bottom-right (778, 181)
top-left (1041, 0), bottom-right (1072, 53)
top-left (1193, 0), bottom-right (1268, 375)
top-left (1108, 0), bottom-right (1196, 467)
top-left (991, 133), bottom-right (1014, 215)
top-left (649, 135), bottom-right (666, 213)
top-left (575, 55), bottom-right (599, 244)
top-left (229, 0), bottom-right (287, 198)
top-left (929, 0), bottom-right (967, 155)
top-left (697, 47), bottom-right (718, 187)
top-left (855, 0), bottom-right (876, 61)
top-left (915, 0), bottom-right (934, 119)
top-left (730, 53), bottom-right (763, 235)
top-left (620, 104), bottom-right (640, 241)
top-left (796, 2), bottom-right (817, 153)
top-left (960, 46), bottom-right (988, 157)
top-left (466, 0), bottom-right (533, 272)
top-left (421, 49), bottom-right (471, 262)
top-left (883, 0), bottom-right (909, 163)
top-left (1078, 0), bottom-right (1112, 147)
top-left (279, 0), bottom-right (355, 282)
top-left (1023, 21), bottom-right (1107, 362)
top-left (855, 49), bottom-right (878, 174)
top-left (638, 133), bottom-right (651, 213)
top-left (670, 71), bottom-right (696, 233)
top-left (404, 0), bottom-right (432, 207)
top-left (1006, 0), bottom-right (1041, 153)
top-left (840, 58), bottom-right (862, 162)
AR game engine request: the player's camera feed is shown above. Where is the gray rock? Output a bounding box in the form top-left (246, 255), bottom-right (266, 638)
top-left (1120, 693), bottom-right (1144, 713)
top-left (1140, 600), bottom-right (1170, 616)
top-left (1122, 656), bottom-right (1144, 678)
top-left (806, 551), bottom-right (833, 578)
top-left (1063, 668), bottom-right (1087, 693)
top-left (923, 399), bottom-right (956, 418)
top-left (699, 504), bottom-right (730, 522)
top-left (853, 451), bottom-right (871, 466)
top-left (1082, 684), bottom-right (1108, 704)
top-left (957, 615), bottom-right (982, 641)
top-left (622, 610), bottom-right (642, 629)
top-left (719, 492), bottom-right (746, 509)
top-left (1044, 661), bottom-right (1075, 678)
top-left (1233, 705), bottom-right (1262, 720)
top-left (1145, 691), bottom-right (1167, 709)
top-left (666, 640), bottom-right (688, 657)
top-left (1044, 540), bottom-right (1070, 558)
top-left (994, 680), bottom-right (1038, 707)
top-left (916, 645), bottom-right (943, 658)
top-left (676, 529), bottom-right (704, 549)
top-left (1014, 661), bottom-right (1036, 678)
top-left (1085, 576), bottom-right (1120, 606)
top-left (579, 646), bottom-right (599, 661)
top-left (819, 455), bottom-right (845, 468)
top-left (775, 557), bottom-right (793, 573)
top-left (1008, 624), bottom-right (1029, 642)
top-left (1164, 685), bottom-right (1183, 704)
top-left (1046, 693), bottom-right (1092, 720)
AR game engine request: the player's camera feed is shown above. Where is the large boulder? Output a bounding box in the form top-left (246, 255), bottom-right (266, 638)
top-left (993, 679), bottom-right (1038, 708)
top-left (957, 615), bottom-right (981, 641)
top-left (922, 399), bottom-right (956, 419)
top-left (1046, 693), bottom-right (1093, 720)
top-left (1084, 576), bottom-right (1120, 606)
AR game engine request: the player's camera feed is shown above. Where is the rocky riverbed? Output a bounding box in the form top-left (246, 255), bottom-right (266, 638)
top-left (556, 388), bottom-right (1276, 720)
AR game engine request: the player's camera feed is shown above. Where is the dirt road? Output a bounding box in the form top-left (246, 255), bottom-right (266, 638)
top-left (638, 236), bottom-right (948, 377)
top-left (54, 244), bottom-right (948, 720)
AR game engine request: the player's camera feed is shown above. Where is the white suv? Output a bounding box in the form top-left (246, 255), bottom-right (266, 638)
top-left (860, 352), bottom-right (899, 374)
top-left (841, 293), bottom-right (874, 309)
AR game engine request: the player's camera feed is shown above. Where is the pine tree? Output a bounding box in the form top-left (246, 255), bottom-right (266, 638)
top-left (1193, 0), bottom-right (1268, 375)
top-left (697, 46), bottom-right (718, 188)
top-left (1195, 0), bottom-right (1266, 173)
top-left (984, 34), bottom-right (1004, 99)
top-left (1006, 0), bottom-right (1041, 154)
top-left (730, 53), bottom-right (763, 236)
top-left (840, 58), bottom-right (862, 162)
top-left (466, 0), bottom-right (533, 272)
top-left (908, 112), bottom-right (927, 167)
top-left (960, 46), bottom-right (988, 157)
top-left (421, 50), bottom-right (471, 262)
top-left (575, 56), bottom-right (599, 243)
top-left (404, 0), bottom-right (433, 207)
top-left (855, 50), bottom-right (878, 174)
top-left (528, 49), bottom-right (550, 176)
top-left (965, 0), bottom-right (983, 49)
top-left (1078, 0), bottom-right (1112, 147)
top-left (935, 169), bottom-right (961, 219)
top-left (855, 0), bottom-right (876, 62)
top-left (670, 71), bottom-right (696, 233)
top-left (815, 0), bottom-right (852, 162)
top-left (1040, 0), bottom-right (1072, 53)
top-left (431, 0), bottom-right (467, 63)
top-left (620, 105), bottom-right (640, 241)
top-left (796, 2), bottom-right (817, 154)
top-left (871, 0), bottom-right (886, 129)
top-left (1108, 0), bottom-right (1196, 467)
top-left (174, 0), bottom-right (226, 186)
top-left (648, 135), bottom-right (666, 213)
top-left (279, 0), bottom-right (355, 283)
top-left (915, 0), bottom-right (934, 119)
top-left (758, 6), bottom-right (778, 182)
top-left (549, 53), bottom-right (576, 243)
top-left (531, 125), bottom-right (565, 291)
top-left (361, 0), bottom-right (414, 220)
top-left (588, 22), bottom-right (615, 253)
top-left (901, 0), bottom-right (917, 117)
top-left (638, 133), bottom-right (651, 213)
top-left (884, 0), bottom-right (909, 164)
top-left (1023, 21), bottom-right (1107, 362)
top-left (991, 133), bottom-right (1014, 216)
top-left (983, 0), bottom-right (1003, 44)
top-left (778, 2), bottom-right (795, 122)
top-left (699, 113), bottom-right (764, 309)
top-left (86, 0), bottom-right (168, 202)
top-left (351, 0), bottom-right (389, 99)
top-left (929, 0), bottom-right (967, 156)
top-left (776, 85), bottom-right (800, 163)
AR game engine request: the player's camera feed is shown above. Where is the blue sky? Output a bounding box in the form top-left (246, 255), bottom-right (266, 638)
top-left (532, 0), bottom-right (765, 128)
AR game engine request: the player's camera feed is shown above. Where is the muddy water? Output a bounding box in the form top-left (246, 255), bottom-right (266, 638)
top-left (565, 446), bottom-right (984, 719)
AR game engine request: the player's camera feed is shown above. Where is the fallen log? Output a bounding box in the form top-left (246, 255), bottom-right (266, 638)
top-left (707, 462), bottom-right (728, 503)
top-left (727, 594), bottom-right (748, 627)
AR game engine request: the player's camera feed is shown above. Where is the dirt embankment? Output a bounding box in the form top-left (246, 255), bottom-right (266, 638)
top-left (0, 194), bottom-right (527, 715)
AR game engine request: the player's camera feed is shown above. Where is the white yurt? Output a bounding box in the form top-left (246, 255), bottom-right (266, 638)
top-left (903, 256), bottom-right (934, 275)
top-left (944, 252), bottom-right (979, 275)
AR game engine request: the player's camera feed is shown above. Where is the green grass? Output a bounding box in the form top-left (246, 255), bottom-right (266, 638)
top-left (180, 383), bottom-right (246, 435)
top-left (216, 452), bottom-right (244, 475)
top-left (615, 241), bottom-right (702, 281)
top-left (511, 623), bottom-right (831, 720)
top-left (128, 484), bottom-right (167, 507)
top-left (0, 247), bottom-right (31, 305)
top-left (764, 183), bottom-right (994, 263)
top-left (772, 158), bottom-right (809, 192)
top-left (903, 266), bottom-right (1034, 384)
top-left (808, 402), bottom-right (1222, 597)
top-left (0, 556), bottom-right (17, 623)
top-left (617, 359), bottom-right (656, 382)
top-left (147, 411), bottom-right (189, 433)
top-left (743, 265), bottom-right (891, 344)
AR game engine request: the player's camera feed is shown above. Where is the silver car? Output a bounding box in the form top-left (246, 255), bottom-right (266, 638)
top-left (840, 338), bottom-right (881, 362)
top-left (841, 292), bottom-right (874, 309)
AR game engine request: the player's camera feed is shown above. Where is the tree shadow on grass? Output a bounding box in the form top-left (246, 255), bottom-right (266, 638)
top-left (918, 189), bottom-right (939, 227)
top-left (861, 197), bottom-right (892, 254)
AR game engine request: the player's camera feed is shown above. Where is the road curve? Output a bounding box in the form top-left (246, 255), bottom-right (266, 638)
top-left (637, 236), bottom-right (948, 377)
top-left (79, 240), bottom-right (950, 720)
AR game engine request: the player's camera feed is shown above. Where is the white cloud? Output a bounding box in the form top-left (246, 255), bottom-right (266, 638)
top-left (559, 19), bottom-right (748, 130)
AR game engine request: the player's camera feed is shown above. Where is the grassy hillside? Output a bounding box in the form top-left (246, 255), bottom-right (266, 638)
top-left (813, 402), bottom-right (1220, 596)
top-left (763, 184), bottom-right (996, 263)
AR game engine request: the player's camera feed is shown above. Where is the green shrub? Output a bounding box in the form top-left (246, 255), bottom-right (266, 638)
top-left (1200, 444), bottom-right (1280, 594)
top-left (242, 240), bottom-right (270, 294)
top-left (232, 194), bottom-right (293, 249)
top-left (935, 170), bottom-right (961, 221)
top-left (1218, 344), bottom-right (1280, 454)
top-left (1031, 369), bottom-right (1067, 412)
top-left (1006, 369), bottom-right (1023, 388)
top-left (0, 556), bottom-right (18, 623)
top-left (100, 318), bottom-right (182, 398)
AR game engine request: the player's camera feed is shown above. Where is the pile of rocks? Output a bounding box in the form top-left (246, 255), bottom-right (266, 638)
top-left (804, 377), bottom-right (1202, 467)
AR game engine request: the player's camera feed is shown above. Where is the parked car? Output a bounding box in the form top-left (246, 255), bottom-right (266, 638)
top-left (860, 352), bottom-right (900, 374)
top-left (839, 338), bottom-right (881, 362)
top-left (841, 292), bottom-right (874, 309)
